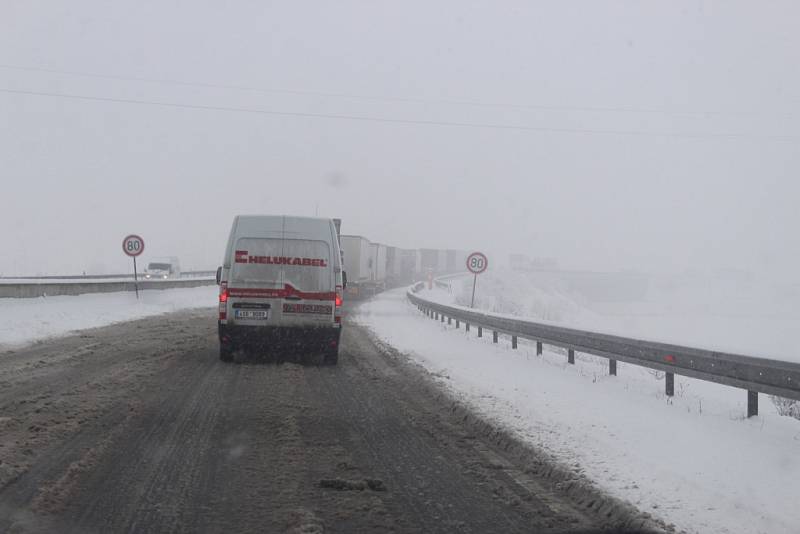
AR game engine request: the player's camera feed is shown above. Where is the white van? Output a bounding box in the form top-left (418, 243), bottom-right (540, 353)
top-left (216, 215), bottom-right (345, 364)
top-left (143, 257), bottom-right (181, 279)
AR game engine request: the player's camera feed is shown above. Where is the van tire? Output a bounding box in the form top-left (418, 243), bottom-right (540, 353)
top-left (219, 343), bottom-right (234, 362)
top-left (323, 349), bottom-right (339, 366)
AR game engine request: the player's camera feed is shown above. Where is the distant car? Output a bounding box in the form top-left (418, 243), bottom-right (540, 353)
top-left (143, 257), bottom-right (181, 279)
top-left (216, 215), bottom-right (344, 364)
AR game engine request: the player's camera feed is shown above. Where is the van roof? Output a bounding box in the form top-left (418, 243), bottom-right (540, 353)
top-left (236, 215), bottom-right (333, 231)
top-left (236, 214), bottom-right (328, 221)
top-left (225, 215), bottom-right (342, 270)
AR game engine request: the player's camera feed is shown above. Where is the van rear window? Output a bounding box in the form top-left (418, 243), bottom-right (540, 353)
top-left (231, 238), bottom-right (331, 292)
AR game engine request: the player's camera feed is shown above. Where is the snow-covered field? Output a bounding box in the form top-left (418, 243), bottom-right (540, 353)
top-left (0, 286), bottom-right (217, 348)
top-left (355, 288), bottom-right (800, 534)
top-left (0, 275), bottom-right (215, 284)
top-left (433, 269), bottom-right (800, 363)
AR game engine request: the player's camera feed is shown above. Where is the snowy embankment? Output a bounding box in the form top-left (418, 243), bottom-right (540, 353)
top-left (433, 269), bottom-right (800, 363)
top-left (355, 288), bottom-right (800, 534)
top-left (0, 286), bottom-right (217, 348)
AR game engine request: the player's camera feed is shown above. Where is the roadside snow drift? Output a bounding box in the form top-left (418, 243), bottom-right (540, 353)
top-left (355, 288), bottom-right (800, 534)
top-left (433, 269), bottom-right (800, 363)
top-left (0, 286), bottom-right (217, 348)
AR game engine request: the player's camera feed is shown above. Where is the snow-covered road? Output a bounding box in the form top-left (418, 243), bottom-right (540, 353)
top-left (355, 288), bottom-right (800, 534)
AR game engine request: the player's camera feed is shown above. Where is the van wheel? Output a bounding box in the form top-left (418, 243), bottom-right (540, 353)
top-left (323, 349), bottom-right (339, 366)
top-left (219, 343), bottom-right (234, 362)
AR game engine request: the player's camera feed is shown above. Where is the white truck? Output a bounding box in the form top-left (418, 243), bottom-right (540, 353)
top-left (341, 235), bottom-right (373, 297)
top-left (369, 243), bottom-right (388, 283)
top-left (143, 257), bottom-right (181, 279)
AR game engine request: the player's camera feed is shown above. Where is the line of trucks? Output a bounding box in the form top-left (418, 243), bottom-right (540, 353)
top-left (340, 233), bottom-right (470, 298)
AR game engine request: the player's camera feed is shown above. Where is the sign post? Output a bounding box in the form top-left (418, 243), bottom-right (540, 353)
top-left (466, 252), bottom-right (488, 308)
top-left (122, 234), bottom-right (145, 299)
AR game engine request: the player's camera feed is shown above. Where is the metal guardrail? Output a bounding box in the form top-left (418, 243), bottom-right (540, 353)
top-left (407, 284), bottom-right (800, 417)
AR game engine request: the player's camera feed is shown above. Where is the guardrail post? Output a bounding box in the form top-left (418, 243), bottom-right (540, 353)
top-left (512, 336), bottom-right (518, 349)
top-left (666, 373), bottom-right (674, 396)
top-left (456, 320), bottom-right (460, 329)
top-left (568, 349), bottom-right (575, 364)
top-left (536, 341), bottom-right (542, 355)
top-left (477, 326), bottom-right (482, 338)
top-left (748, 391), bottom-right (758, 417)
top-left (609, 359), bottom-right (617, 376)
top-left (493, 331), bottom-right (498, 343)
top-left (466, 323), bottom-right (470, 332)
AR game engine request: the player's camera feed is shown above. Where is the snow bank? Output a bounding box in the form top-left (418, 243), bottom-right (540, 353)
top-left (355, 288), bottom-right (800, 534)
top-left (433, 269), bottom-right (800, 363)
top-left (0, 286), bottom-right (216, 348)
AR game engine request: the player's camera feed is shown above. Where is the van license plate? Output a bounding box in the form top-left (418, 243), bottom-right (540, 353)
top-left (235, 310), bottom-right (269, 320)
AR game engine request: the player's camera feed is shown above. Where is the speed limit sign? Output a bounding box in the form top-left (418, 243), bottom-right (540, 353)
top-left (122, 234), bottom-right (145, 299)
top-left (466, 252), bottom-right (488, 308)
top-left (122, 235), bottom-right (145, 257)
top-left (466, 252), bottom-right (488, 274)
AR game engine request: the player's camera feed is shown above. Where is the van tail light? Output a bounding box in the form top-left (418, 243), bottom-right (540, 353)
top-left (219, 282), bottom-right (228, 320)
top-left (334, 285), bottom-right (343, 324)
top-left (335, 286), bottom-right (343, 308)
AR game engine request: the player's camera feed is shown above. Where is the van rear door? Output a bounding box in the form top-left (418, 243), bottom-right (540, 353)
top-left (278, 239), bottom-right (334, 326)
top-left (227, 237), bottom-right (334, 327)
top-left (228, 238), bottom-right (284, 325)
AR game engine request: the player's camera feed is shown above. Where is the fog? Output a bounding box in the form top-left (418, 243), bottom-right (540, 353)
top-left (1, 1), bottom-right (798, 282)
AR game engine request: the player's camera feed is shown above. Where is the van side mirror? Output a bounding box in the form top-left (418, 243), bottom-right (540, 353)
top-left (342, 271), bottom-right (347, 289)
top-left (216, 266), bottom-right (222, 285)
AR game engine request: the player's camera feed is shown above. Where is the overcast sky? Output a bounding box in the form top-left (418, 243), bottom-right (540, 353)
top-left (1, 1), bottom-right (798, 280)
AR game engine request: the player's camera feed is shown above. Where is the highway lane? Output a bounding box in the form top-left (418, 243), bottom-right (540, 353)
top-left (0, 305), bottom-right (642, 533)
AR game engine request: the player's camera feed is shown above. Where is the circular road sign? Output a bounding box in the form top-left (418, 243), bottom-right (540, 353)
top-left (122, 234), bottom-right (145, 257)
top-left (466, 252), bottom-right (488, 274)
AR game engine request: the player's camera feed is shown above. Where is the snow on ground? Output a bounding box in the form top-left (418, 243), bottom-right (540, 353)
top-left (432, 269), bottom-right (800, 363)
top-left (0, 275), bottom-right (215, 284)
top-left (355, 288), bottom-right (800, 534)
top-left (0, 285), bottom-right (217, 348)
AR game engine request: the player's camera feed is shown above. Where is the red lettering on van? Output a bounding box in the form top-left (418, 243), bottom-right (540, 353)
top-left (234, 251), bottom-right (328, 267)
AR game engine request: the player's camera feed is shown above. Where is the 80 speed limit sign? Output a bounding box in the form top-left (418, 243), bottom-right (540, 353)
top-left (122, 235), bottom-right (145, 257)
top-left (122, 234), bottom-right (145, 299)
top-left (466, 252), bottom-right (488, 274)
top-left (466, 252), bottom-right (488, 308)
